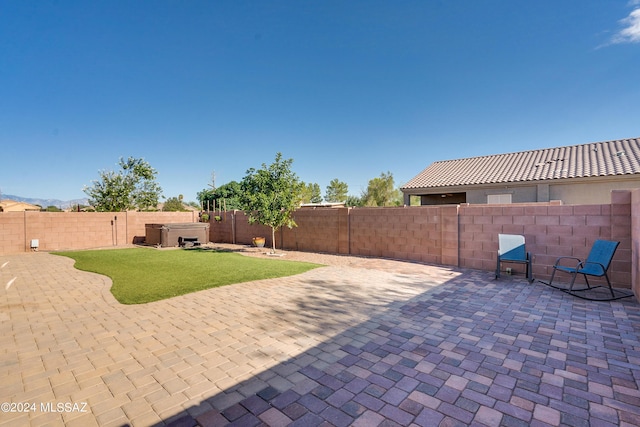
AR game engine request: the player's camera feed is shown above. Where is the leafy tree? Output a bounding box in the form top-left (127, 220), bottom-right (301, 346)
top-left (197, 181), bottom-right (243, 211)
top-left (300, 182), bottom-right (322, 204)
top-left (310, 183), bottom-right (322, 203)
top-left (239, 152), bottom-right (304, 253)
top-left (134, 178), bottom-right (163, 211)
top-left (408, 195), bottom-right (421, 206)
top-left (84, 157), bottom-right (163, 212)
top-left (163, 197), bottom-right (187, 212)
top-left (345, 195), bottom-right (364, 207)
top-left (43, 205), bottom-right (63, 212)
top-left (325, 179), bottom-right (348, 202)
top-left (361, 171), bottom-right (403, 207)
top-left (197, 188), bottom-right (213, 210)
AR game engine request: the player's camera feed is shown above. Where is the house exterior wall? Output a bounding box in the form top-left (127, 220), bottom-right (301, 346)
top-left (464, 185), bottom-right (538, 204)
top-left (0, 200), bottom-right (41, 212)
top-left (406, 176), bottom-right (640, 205)
top-left (549, 178), bottom-right (640, 205)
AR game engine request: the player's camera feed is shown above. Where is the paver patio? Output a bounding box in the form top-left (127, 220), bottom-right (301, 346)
top-left (1, 246), bottom-right (639, 426)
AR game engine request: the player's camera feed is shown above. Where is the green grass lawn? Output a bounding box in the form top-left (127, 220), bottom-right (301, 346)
top-left (54, 247), bottom-right (323, 304)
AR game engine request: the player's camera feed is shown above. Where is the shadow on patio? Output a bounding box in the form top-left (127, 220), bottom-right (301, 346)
top-left (157, 268), bottom-right (640, 427)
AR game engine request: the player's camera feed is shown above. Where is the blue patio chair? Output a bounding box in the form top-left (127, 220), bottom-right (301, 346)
top-left (543, 239), bottom-right (633, 301)
top-left (495, 234), bottom-right (533, 282)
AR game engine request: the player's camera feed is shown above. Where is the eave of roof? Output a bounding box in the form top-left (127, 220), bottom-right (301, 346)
top-left (401, 137), bottom-right (640, 190)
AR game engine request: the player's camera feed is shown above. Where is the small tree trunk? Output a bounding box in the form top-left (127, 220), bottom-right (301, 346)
top-left (271, 226), bottom-right (276, 253)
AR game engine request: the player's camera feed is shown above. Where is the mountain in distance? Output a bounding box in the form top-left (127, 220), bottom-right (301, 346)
top-left (1, 194), bottom-right (89, 209)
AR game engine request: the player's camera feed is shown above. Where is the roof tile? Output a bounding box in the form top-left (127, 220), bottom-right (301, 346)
top-left (402, 137), bottom-right (640, 189)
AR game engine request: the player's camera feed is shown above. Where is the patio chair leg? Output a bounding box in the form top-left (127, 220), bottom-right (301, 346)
top-left (568, 272), bottom-right (579, 292)
top-left (547, 268), bottom-right (558, 287)
top-left (604, 274), bottom-right (615, 298)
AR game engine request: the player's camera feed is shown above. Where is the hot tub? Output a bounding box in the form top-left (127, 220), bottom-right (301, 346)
top-left (145, 223), bottom-right (210, 247)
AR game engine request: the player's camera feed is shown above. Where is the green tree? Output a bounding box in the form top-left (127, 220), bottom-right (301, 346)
top-left (325, 179), bottom-right (348, 202)
top-left (84, 157), bottom-right (163, 212)
top-left (300, 182), bottom-right (322, 204)
top-left (197, 188), bottom-right (213, 210)
top-left (345, 195), bottom-right (364, 207)
top-left (163, 197), bottom-right (187, 212)
top-left (197, 181), bottom-right (243, 211)
top-left (361, 171), bottom-right (403, 207)
top-left (239, 152), bottom-right (304, 253)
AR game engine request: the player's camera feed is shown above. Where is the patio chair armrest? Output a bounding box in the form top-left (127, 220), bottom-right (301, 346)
top-left (579, 261), bottom-right (607, 275)
top-left (553, 256), bottom-right (581, 268)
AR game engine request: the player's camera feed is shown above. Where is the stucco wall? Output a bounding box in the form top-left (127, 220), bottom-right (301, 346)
top-left (465, 185), bottom-right (538, 204)
top-left (408, 176), bottom-right (640, 205)
top-left (549, 178), bottom-right (640, 205)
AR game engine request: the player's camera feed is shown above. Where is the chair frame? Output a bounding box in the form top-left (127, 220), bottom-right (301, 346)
top-left (543, 239), bottom-right (632, 301)
top-left (495, 234), bottom-right (533, 283)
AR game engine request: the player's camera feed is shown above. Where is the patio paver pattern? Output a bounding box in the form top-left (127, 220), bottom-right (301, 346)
top-left (1, 247), bottom-right (639, 427)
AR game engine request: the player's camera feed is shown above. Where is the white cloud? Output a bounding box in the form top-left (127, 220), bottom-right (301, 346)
top-left (611, 7), bottom-right (640, 44)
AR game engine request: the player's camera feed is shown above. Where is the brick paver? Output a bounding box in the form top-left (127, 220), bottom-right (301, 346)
top-left (1, 245), bottom-right (639, 426)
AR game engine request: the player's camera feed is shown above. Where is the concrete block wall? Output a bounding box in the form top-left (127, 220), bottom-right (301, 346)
top-left (281, 208), bottom-right (343, 253)
top-left (2, 191), bottom-right (637, 294)
top-left (209, 209), bottom-right (346, 253)
top-left (0, 211), bottom-right (196, 254)
top-left (209, 193), bottom-right (634, 290)
top-left (632, 189), bottom-right (640, 297)
top-left (458, 195), bottom-right (632, 287)
top-left (25, 212), bottom-right (119, 251)
top-left (610, 191), bottom-right (632, 286)
top-left (0, 212), bottom-right (28, 253)
top-left (209, 212), bottom-right (234, 244)
top-left (232, 211), bottom-right (274, 247)
top-left (348, 206), bottom-right (457, 265)
top-left (209, 206), bottom-right (456, 266)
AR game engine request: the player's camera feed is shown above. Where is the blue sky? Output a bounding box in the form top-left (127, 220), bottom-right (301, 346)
top-left (2, 1), bottom-right (640, 203)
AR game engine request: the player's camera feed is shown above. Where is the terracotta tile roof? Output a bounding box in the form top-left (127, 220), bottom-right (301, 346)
top-left (0, 199), bottom-right (42, 212)
top-left (401, 137), bottom-right (640, 189)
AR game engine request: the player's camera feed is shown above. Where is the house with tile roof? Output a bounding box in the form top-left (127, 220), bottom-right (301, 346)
top-left (401, 137), bottom-right (640, 205)
top-left (0, 199), bottom-right (42, 212)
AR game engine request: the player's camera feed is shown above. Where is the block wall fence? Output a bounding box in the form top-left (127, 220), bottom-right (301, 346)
top-left (0, 211), bottom-right (198, 254)
top-left (213, 189), bottom-right (637, 294)
top-left (1, 190), bottom-right (639, 296)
